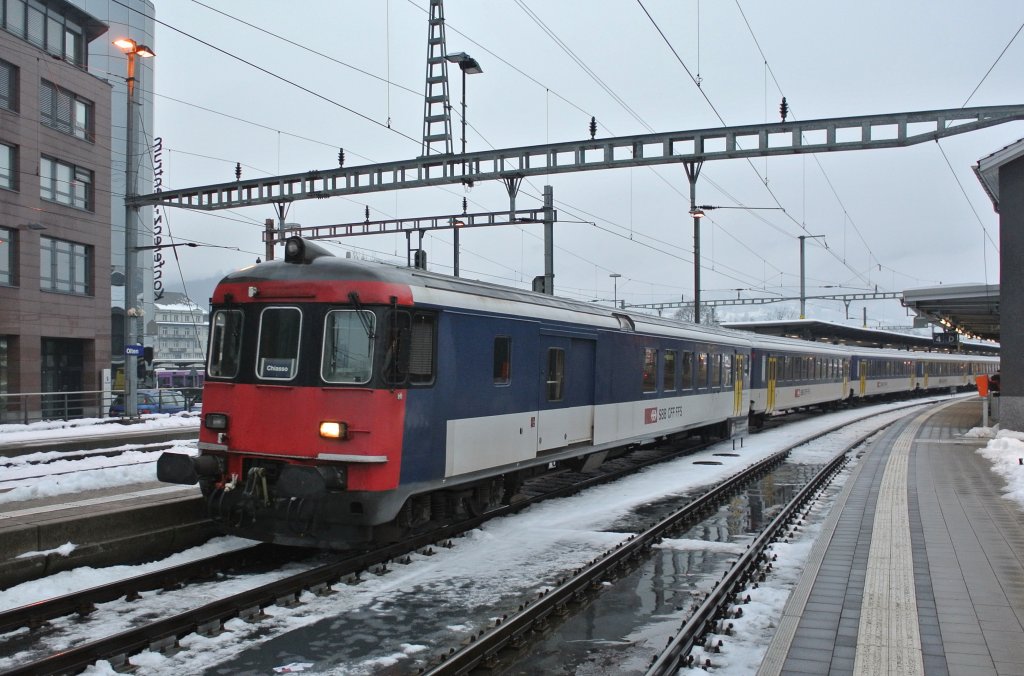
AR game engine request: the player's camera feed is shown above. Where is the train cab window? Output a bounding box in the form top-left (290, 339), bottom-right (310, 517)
top-left (384, 311), bottom-right (436, 386)
top-left (493, 336), bottom-right (511, 385)
top-left (697, 353), bottom-right (709, 389)
top-left (322, 310), bottom-right (375, 384)
top-left (681, 351), bottom-right (693, 390)
top-left (208, 309), bottom-right (243, 378)
top-left (256, 307), bottom-right (302, 381)
top-left (663, 350), bottom-right (676, 391)
top-left (642, 348), bottom-right (658, 393)
top-left (546, 348), bottom-right (565, 401)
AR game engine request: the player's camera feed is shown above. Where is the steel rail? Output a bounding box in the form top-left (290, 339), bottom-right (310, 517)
top-left (2, 436), bottom-right (709, 674)
top-left (0, 543), bottom-right (293, 635)
top-left (644, 437), bottom-right (854, 673)
top-left (421, 401), bottom-right (930, 675)
top-left (6, 400), bottom-right (935, 674)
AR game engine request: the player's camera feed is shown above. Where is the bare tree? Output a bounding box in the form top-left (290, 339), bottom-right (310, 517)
top-left (673, 303), bottom-right (718, 325)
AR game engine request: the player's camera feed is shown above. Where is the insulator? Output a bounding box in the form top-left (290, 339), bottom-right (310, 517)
top-left (365, 205), bottom-right (370, 222)
top-left (779, 96), bottom-right (789, 122)
top-left (462, 197), bottom-right (468, 214)
top-left (338, 147), bottom-right (345, 167)
top-left (589, 115), bottom-right (597, 139)
top-left (234, 162), bottom-right (241, 180)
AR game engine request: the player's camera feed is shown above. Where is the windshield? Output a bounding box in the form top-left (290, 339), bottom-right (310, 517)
top-left (322, 310), bottom-right (375, 384)
top-left (208, 310), bottom-right (243, 378)
top-left (257, 307), bottom-right (302, 380)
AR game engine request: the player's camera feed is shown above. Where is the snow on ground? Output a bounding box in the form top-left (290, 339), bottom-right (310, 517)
top-left (1, 394), bottom-right (1016, 675)
top-left (0, 416), bottom-right (199, 505)
top-left (975, 428), bottom-right (1024, 511)
top-left (0, 414), bottom-right (199, 444)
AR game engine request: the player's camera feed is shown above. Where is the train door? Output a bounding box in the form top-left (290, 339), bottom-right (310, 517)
top-left (859, 360), bottom-right (868, 396)
top-left (843, 359), bottom-right (850, 398)
top-left (766, 356), bottom-right (777, 413)
top-left (733, 353), bottom-right (745, 416)
top-left (537, 336), bottom-right (595, 453)
top-left (909, 360), bottom-right (917, 390)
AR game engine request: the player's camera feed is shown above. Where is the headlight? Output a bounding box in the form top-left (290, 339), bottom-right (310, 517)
top-left (319, 421), bottom-right (349, 440)
top-left (205, 413), bottom-right (228, 430)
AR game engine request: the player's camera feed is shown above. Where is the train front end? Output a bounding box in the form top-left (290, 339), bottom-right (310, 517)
top-left (157, 238), bottom-right (422, 548)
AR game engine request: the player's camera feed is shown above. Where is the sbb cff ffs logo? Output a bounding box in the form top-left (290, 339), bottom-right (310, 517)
top-left (645, 406), bottom-right (685, 424)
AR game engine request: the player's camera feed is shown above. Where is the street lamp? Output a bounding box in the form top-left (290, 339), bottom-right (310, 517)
top-left (445, 51), bottom-right (482, 278)
top-left (115, 37), bottom-right (155, 418)
top-left (610, 273), bottom-right (622, 308)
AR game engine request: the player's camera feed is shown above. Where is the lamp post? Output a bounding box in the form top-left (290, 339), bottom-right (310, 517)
top-left (114, 37), bottom-right (154, 418)
top-left (686, 202), bottom-right (784, 324)
top-left (610, 273), bottom-right (621, 308)
top-left (798, 234), bottom-right (826, 319)
top-left (445, 51), bottom-right (482, 278)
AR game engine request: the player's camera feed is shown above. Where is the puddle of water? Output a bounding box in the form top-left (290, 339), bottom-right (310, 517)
top-left (206, 464), bottom-right (825, 675)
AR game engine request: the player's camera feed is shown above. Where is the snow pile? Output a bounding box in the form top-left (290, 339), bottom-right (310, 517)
top-left (976, 429), bottom-right (1024, 511)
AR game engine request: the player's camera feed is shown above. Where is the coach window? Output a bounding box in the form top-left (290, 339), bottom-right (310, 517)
top-left (681, 351), bottom-right (693, 390)
top-left (257, 307), bottom-right (301, 380)
top-left (208, 309), bottom-right (243, 378)
top-left (723, 354), bottom-right (732, 386)
top-left (663, 350), bottom-right (676, 391)
top-left (642, 348), bottom-right (658, 393)
top-left (697, 352), bottom-right (708, 389)
top-left (711, 354), bottom-right (722, 388)
top-left (322, 310), bottom-right (375, 384)
top-left (494, 336), bottom-right (511, 385)
top-left (547, 348), bottom-right (565, 401)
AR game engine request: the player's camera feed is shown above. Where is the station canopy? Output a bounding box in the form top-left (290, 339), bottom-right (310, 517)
top-left (901, 284), bottom-right (1000, 342)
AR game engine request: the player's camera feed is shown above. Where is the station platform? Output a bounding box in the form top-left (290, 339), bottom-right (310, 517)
top-left (759, 398), bottom-right (1024, 676)
top-left (0, 481), bottom-right (211, 590)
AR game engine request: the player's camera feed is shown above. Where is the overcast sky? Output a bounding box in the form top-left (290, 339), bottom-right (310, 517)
top-left (133, 0), bottom-right (1023, 328)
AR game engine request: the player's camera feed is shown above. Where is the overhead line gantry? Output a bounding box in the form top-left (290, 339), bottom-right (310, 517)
top-left (127, 104), bottom-right (1024, 319)
top-left (128, 106), bottom-right (1024, 211)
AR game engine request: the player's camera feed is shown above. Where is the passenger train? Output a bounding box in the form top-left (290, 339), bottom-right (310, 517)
top-left (157, 237), bottom-right (998, 549)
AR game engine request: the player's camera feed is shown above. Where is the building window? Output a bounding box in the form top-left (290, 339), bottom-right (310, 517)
top-left (0, 226), bottom-right (13, 286)
top-left (0, 142), bottom-right (15, 191)
top-left (0, 58), bottom-right (16, 111)
top-left (3, 0), bottom-right (85, 65)
top-left (40, 156), bottom-right (91, 210)
top-left (40, 236), bottom-right (91, 295)
top-left (39, 80), bottom-right (93, 140)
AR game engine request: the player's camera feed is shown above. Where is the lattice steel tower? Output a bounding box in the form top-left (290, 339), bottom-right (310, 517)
top-left (421, 0), bottom-right (453, 156)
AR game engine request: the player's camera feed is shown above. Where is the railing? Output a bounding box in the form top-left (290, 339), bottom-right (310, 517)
top-left (0, 387), bottom-right (203, 426)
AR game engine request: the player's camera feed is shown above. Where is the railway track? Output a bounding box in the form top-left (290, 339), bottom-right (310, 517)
top-left (0, 425), bottom-right (198, 459)
top-left (0, 443), bottom-right (188, 490)
top-left (0, 401), bottom-right (936, 674)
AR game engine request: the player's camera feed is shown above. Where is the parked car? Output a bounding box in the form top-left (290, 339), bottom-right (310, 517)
top-left (109, 389), bottom-right (188, 416)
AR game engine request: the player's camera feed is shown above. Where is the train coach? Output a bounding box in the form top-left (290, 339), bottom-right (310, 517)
top-left (159, 238), bottom-right (756, 548)
top-left (157, 237), bottom-right (996, 549)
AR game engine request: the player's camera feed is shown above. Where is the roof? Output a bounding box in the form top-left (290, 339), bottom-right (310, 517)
top-left (720, 318), bottom-right (998, 355)
top-left (974, 137), bottom-right (1024, 213)
top-left (901, 283), bottom-right (1000, 342)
